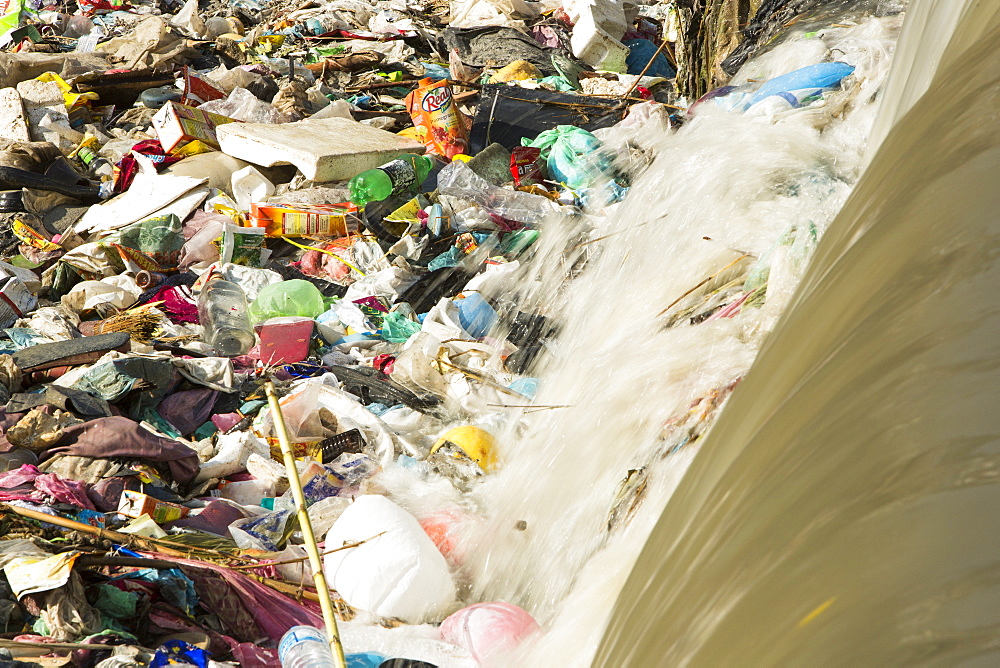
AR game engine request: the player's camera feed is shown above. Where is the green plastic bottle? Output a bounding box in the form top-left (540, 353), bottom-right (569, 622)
top-left (348, 154), bottom-right (434, 207)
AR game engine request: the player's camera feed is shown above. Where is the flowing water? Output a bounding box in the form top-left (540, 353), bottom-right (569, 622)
top-left (442, 0), bottom-right (999, 665)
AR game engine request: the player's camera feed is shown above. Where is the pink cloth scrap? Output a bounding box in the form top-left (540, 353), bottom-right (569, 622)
top-left (0, 464), bottom-right (95, 510)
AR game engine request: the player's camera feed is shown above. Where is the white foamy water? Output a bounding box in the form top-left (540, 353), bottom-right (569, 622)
top-left (451, 10), bottom-right (909, 666)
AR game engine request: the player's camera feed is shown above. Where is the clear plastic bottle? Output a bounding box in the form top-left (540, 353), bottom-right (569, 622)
top-left (197, 276), bottom-right (256, 356)
top-left (278, 626), bottom-right (336, 668)
top-left (348, 154), bottom-right (434, 207)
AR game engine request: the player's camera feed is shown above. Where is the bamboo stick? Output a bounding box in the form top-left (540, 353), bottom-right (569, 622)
top-left (265, 381), bottom-right (347, 667)
top-left (0, 504), bottom-right (326, 605)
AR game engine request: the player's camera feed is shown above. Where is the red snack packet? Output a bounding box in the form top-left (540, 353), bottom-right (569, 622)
top-left (404, 78), bottom-right (469, 159)
top-left (510, 146), bottom-right (544, 186)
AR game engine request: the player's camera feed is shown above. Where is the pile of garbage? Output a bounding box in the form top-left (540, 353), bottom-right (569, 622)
top-left (0, 0), bottom-right (896, 665)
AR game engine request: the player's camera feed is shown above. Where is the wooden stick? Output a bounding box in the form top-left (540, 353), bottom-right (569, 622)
top-left (1, 504), bottom-right (190, 558)
top-left (265, 381), bottom-right (347, 667)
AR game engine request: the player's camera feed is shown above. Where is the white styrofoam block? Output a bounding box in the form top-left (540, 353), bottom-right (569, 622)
top-left (14, 79), bottom-right (73, 151)
top-left (0, 88), bottom-right (30, 142)
top-left (216, 116), bottom-right (425, 182)
top-left (571, 10), bottom-right (630, 73)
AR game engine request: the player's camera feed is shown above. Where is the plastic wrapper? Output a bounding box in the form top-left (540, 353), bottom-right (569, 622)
top-left (220, 222), bottom-right (265, 267)
top-left (510, 146), bottom-right (544, 186)
top-left (110, 213), bottom-right (185, 267)
top-left (229, 509), bottom-right (294, 551)
top-left (199, 87), bottom-right (290, 125)
top-left (404, 78), bottom-right (469, 159)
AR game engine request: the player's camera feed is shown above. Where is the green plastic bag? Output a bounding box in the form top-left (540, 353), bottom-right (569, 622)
top-left (381, 311), bottom-right (422, 343)
top-left (0, 0), bottom-right (26, 37)
top-left (248, 279), bottom-right (325, 323)
top-left (523, 125), bottom-right (611, 190)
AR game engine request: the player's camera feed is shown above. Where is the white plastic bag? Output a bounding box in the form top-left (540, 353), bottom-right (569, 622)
top-left (194, 429), bottom-right (269, 482)
top-left (323, 494), bottom-right (457, 623)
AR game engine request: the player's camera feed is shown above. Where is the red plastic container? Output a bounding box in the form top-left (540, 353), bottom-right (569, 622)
top-left (255, 316), bottom-right (315, 365)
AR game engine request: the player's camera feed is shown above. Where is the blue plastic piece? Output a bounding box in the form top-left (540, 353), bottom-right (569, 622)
top-left (508, 377), bottom-right (539, 399)
top-left (347, 652), bottom-right (389, 668)
top-left (455, 292), bottom-right (498, 338)
top-left (150, 640), bottom-right (209, 668)
top-left (625, 39), bottom-right (675, 78)
top-left (421, 62), bottom-right (451, 80)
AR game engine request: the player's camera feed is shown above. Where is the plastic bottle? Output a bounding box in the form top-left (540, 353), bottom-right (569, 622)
top-left (278, 626), bottom-right (336, 668)
top-left (348, 154), bottom-right (434, 207)
top-left (437, 160), bottom-right (556, 224)
top-left (197, 276), bottom-right (256, 356)
top-left (70, 135), bottom-right (114, 180)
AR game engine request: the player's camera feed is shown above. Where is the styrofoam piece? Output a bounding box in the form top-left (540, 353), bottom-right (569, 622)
top-left (571, 10), bottom-right (630, 72)
top-left (0, 88), bottom-right (30, 142)
top-left (216, 116), bottom-right (426, 182)
top-left (323, 494), bottom-right (457, 623)
top-left (14, 79), bottom-right (73, 151)
top-left (563, 0), bottom-right (629, 39)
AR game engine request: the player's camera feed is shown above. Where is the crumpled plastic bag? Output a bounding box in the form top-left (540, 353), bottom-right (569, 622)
top-left (179, 212), bottom-right (228, 271)
top-left (382, 310), bottom-right (422, 343)
top-left (61, 278), bottom-right (141, 318)
top-left (168, 0), bottom-right (206, 39)
top-left (437, 160), bottom-right (556, 223)
top-left (171, 356), bottom-right (236, 392)
top-left (195, 429), bottom-right (269, 483)
top-left (18, 305), bottom-right (79, 341)
top-left (199, 87), bottom-right (291, 124)
top-left (450, 0), bottom-right (539, 28)
top-left (523, 125), bottom-right (612, 190)
top-left (218, 263), bottom-right (283, 301)
top-left (256, 378), bottom-right (401, 465)
top-left (5, 408), bottom-right (81, 452)
top-left (230, 509), bottom-right (294, 551)
top-left (32, 572), bottom-right (103, 642)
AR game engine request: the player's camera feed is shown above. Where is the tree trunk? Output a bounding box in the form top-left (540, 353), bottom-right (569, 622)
top-left (675, 0), bottom-right (761, 100)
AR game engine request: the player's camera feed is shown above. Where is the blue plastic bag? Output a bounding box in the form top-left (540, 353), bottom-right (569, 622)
top-left (455, 292), bottom-right (497, 338)
top-left (743, 61), bottom-right (855, 109)
top-left (625, 39), bottom-right (675, 78)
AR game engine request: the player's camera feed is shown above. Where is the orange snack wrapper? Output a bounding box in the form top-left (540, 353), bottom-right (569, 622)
top-left (404, 78), bottom-right (469, 159)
